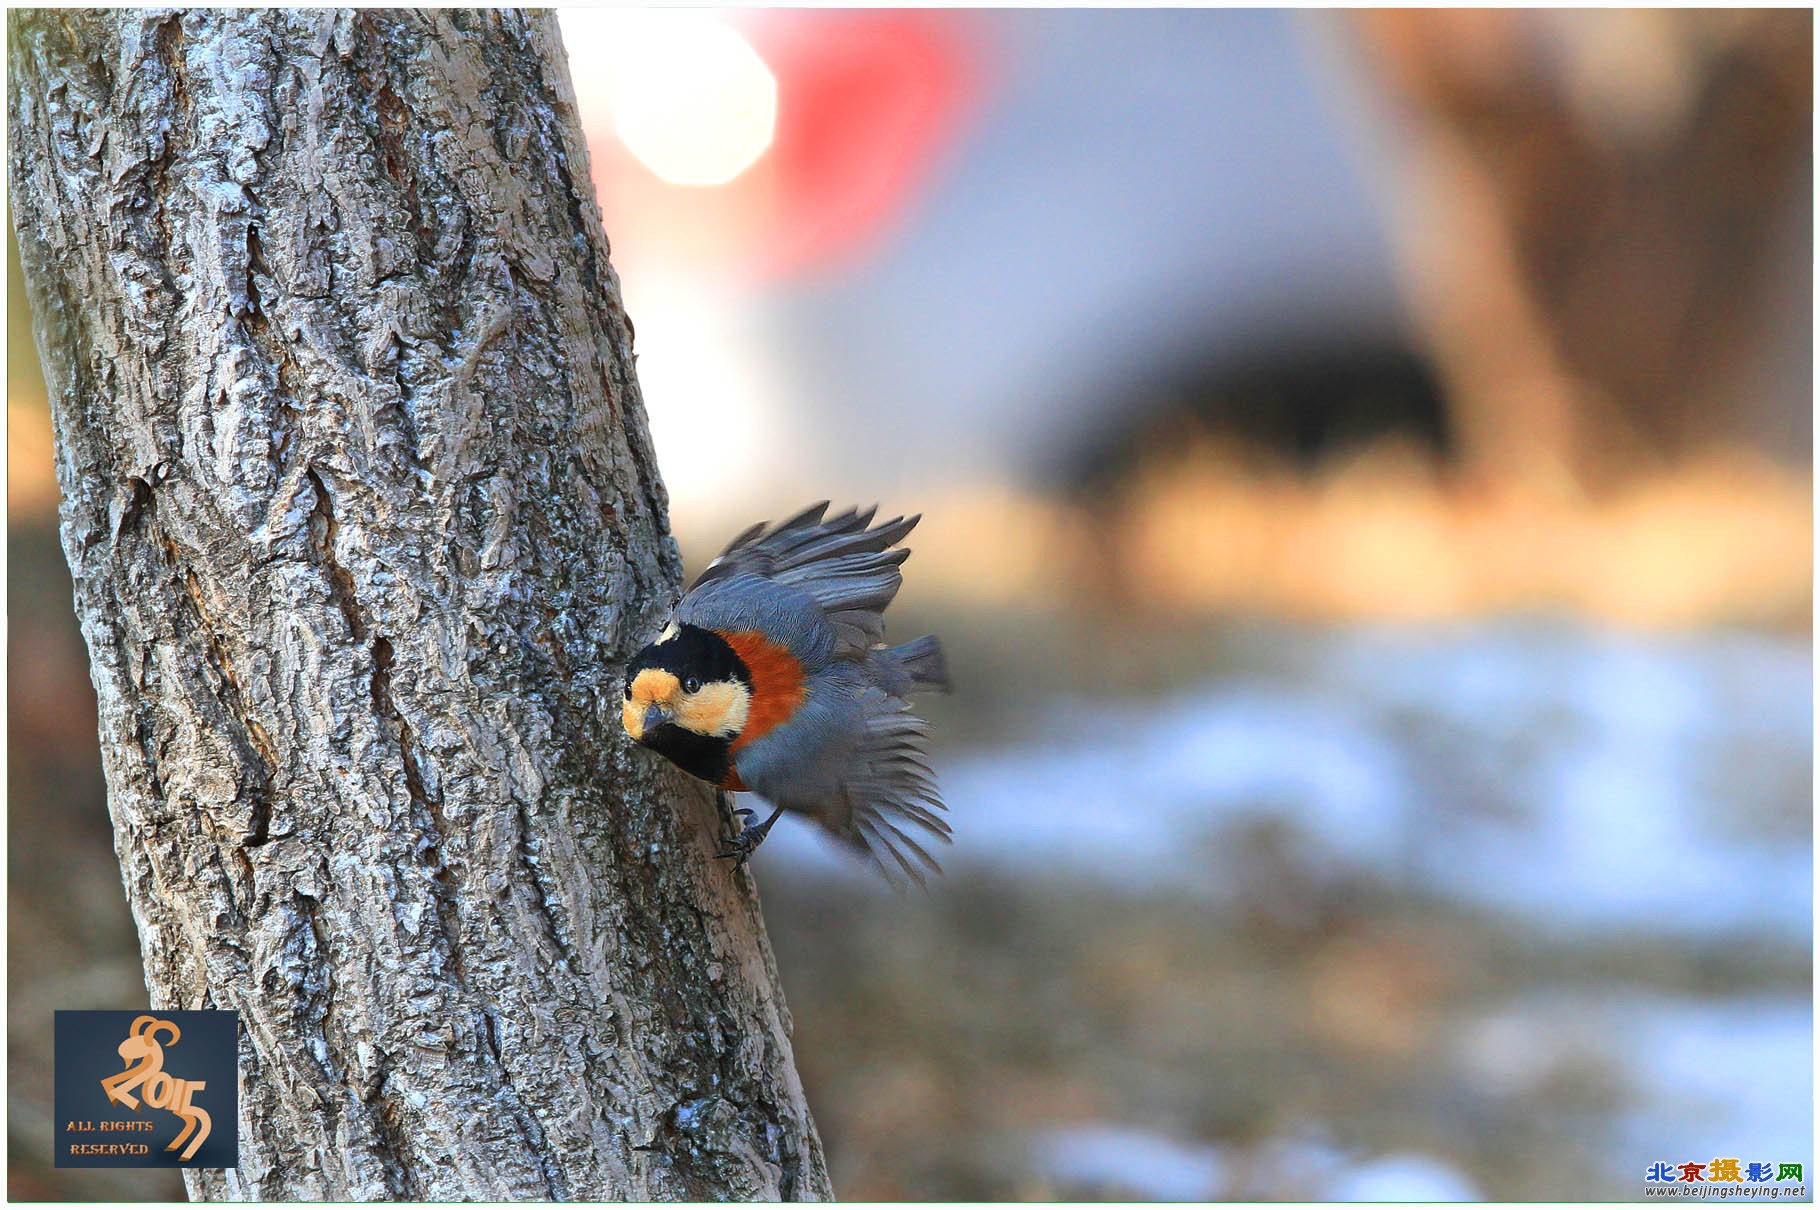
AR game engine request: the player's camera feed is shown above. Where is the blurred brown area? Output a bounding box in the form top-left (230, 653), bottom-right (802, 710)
top-left (761, 866), bottom-right (1805, 1200)
top-left (1055, 437), bottom-right (1811, 628)
top-left (1352, 8), bottom-right (1811, 490)
top-left (1044, 9), bottom-right (1812, 627)
top-left (7, 533), bottom-right (185, 1203)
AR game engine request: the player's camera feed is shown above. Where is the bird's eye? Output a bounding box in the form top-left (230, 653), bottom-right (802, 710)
top-left (683, 676), bottom-right (702, 694)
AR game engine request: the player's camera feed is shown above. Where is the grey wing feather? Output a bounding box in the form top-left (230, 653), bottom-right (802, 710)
top-left (825, 688), bottom-right (952, 888)
top-left (688, 503), bottom-right (921, 658)
top-left (695, 500), bottom-right (832, 579)
top-left (733, 675), bottom-right (951, 888)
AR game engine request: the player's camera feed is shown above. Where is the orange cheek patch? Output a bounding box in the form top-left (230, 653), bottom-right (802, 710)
top-left (719, 630), bottom-right (808, 752)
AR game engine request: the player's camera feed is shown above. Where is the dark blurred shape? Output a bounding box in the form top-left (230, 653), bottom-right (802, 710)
top-left (1352, 9), bottom-right (1812, 489)
top-left (1065, 339), bottom-right (1452, 496)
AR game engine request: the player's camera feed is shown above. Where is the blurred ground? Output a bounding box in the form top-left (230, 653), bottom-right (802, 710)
top-left (750, 611), bottom-right (1810, 1200)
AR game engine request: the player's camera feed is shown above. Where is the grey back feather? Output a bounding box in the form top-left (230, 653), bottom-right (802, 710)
top-left (683, 502), bottom-right (922, 661)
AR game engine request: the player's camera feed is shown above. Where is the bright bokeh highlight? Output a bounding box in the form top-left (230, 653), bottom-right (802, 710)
top-left (607, 13), bottom-right (777, 187)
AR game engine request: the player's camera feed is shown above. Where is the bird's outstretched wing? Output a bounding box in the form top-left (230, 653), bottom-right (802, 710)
top-left (821, 687), bottom-right (952, 887)
top-left (689, 502), bottom-right (919, 657)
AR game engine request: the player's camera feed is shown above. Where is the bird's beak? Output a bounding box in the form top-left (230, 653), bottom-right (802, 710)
top-left (642, 704), bottom-right (673, 735)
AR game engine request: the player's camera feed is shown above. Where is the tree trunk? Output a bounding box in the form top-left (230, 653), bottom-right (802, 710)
top-left (8, 8), bottom-right (831, 1200)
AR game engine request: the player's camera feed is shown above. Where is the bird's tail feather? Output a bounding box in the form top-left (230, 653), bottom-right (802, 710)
top-left (885, 635), bottom-right (950, 695)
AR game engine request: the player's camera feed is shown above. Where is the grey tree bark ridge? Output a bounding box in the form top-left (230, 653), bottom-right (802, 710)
top-left (9, 8), bottom-right (831, 1199)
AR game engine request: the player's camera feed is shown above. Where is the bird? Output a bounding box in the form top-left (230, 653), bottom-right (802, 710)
top-left (621, 502), bottom-right (951, 883)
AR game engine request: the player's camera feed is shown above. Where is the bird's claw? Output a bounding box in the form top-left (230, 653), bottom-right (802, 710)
top-left (717, 805), bottom-right (781, 864)
top-left (715, 835), bottom-right (760, 864)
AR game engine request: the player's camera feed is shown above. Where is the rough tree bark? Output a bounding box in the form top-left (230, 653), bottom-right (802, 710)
top-left (9, 9), bottom-right (831, 1200)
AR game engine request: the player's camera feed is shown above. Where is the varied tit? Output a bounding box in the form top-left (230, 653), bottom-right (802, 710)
top-left (622, 503), bottom-right (951, 883)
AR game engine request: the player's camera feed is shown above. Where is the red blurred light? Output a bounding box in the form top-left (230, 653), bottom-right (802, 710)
top-left (743, 10), bottom-right (978, 279)
top-left (581, 10), bottom-right (979, 286)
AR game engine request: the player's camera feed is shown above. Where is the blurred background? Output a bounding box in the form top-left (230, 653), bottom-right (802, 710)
top-left (10, 8), bottom-right (1811, 1200)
